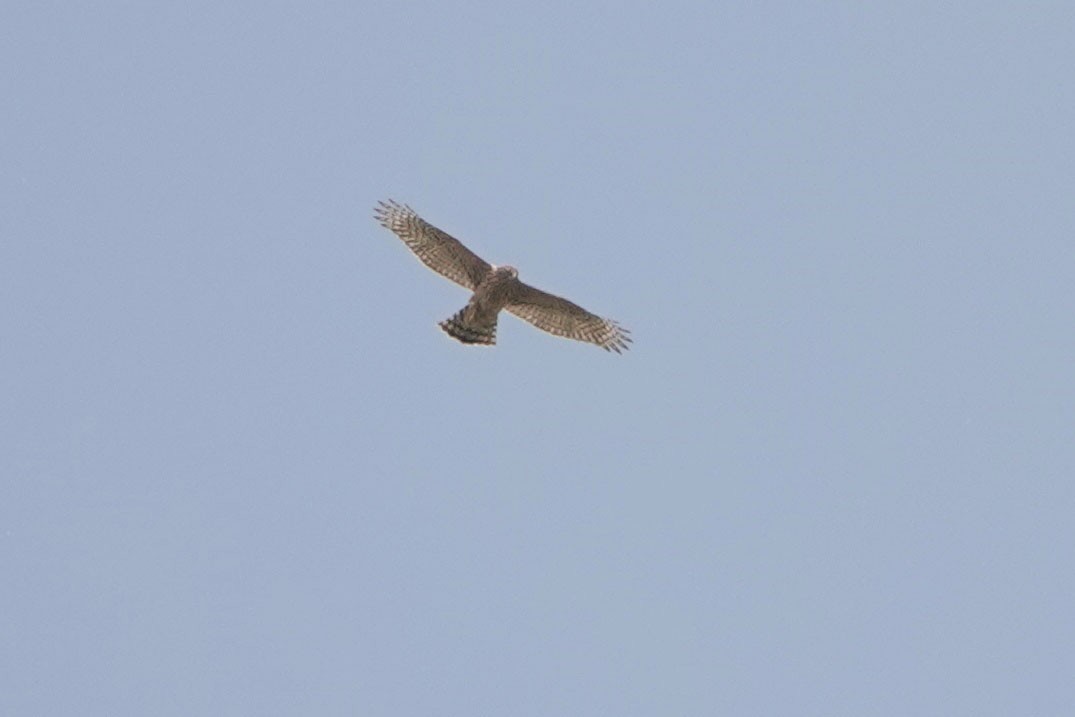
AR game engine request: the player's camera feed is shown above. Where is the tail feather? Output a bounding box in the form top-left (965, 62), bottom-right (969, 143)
top-left (439, 309), bottom-right (497, 346)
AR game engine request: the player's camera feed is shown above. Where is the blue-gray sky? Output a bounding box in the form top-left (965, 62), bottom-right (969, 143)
top-left (4, 2), bottom-right (1074, 714)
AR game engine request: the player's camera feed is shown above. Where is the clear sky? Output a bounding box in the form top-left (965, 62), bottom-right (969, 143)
top-left (4, 2), bottom-right (1074, 714)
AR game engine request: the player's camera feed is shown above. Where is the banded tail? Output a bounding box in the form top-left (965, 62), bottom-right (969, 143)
top-left (438, 308), bottom-right (497, 346)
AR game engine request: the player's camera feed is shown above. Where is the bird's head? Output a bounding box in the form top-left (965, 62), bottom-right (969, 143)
top-left (493, 265), bottom-right (519, 280)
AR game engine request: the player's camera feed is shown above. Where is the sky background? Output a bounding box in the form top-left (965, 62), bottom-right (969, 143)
top-left (3, 2), bottom-right (1074, 714)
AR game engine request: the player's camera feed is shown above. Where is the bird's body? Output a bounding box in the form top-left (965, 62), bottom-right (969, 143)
top-left (439, 265), bottom-right (519, 345)
top-left (374, 200), bottom-right (630, 352)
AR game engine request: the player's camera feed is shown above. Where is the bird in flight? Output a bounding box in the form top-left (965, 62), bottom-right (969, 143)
top-left (375, 200), bottom-right (631, 352)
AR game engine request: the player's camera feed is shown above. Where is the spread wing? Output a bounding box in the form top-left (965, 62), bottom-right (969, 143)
top-left (506, 282), bottom-right (632, 353)
top-left (374, 200), bottom-right (492, 290)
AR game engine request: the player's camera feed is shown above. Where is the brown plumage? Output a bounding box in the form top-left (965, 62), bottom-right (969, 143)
top-left (374, 200), bottom-right (631, 352)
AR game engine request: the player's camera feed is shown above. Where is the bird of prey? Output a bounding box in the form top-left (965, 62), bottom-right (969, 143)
top-left (374, 200), bottom-right (631, 352)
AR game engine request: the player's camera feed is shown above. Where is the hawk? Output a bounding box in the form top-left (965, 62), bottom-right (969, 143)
top-left (374, 200), bottom-right (631, 352)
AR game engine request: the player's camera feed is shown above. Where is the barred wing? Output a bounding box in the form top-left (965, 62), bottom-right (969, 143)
top-left (506, 282), bottom-right (631, 353)
top-left (375, 200), bottom-right (492, 290)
